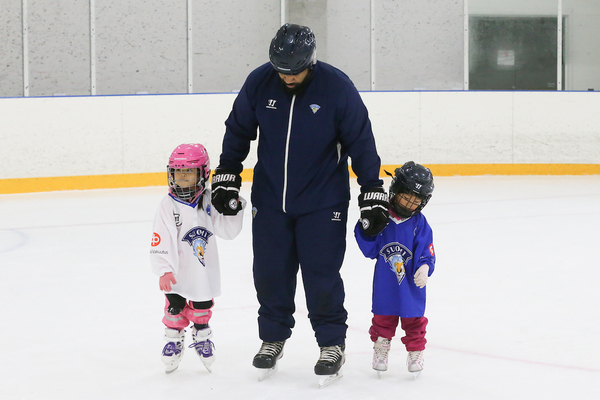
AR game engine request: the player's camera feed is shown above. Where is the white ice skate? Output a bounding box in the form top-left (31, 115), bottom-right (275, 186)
top-left (189, 327), bottom-right (215, 372)
top-left (252, 341), bottom-right (285, 381)
top-left (162, 328), bottom-right (185, 374)
top-left (407, 350), bottom-right (424, 378)
top-left (315, 344), bottom-right (345, 388)
top-left (373, 337), bottom-right (391, 378)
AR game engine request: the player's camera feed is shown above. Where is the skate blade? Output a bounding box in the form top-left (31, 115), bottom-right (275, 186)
top-left (373, 364), bottom-right (387, 378)
top-left (202, 356), bottom-right (215, 373)
top-left (410, 370), bottom-right (422, 379)
top-left (257, 365), bottom-right (278, 381)
top-left (164, 361), bottom-right (181, 374)
top-left (318, 369), bottom-right (343, 388)
top-left (165, 366), bottom-right (179, 374)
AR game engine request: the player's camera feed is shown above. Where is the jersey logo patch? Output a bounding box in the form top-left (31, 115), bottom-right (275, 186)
top-left (182, 227), bottom-right (213, 266)
top-left (380, 242), bottom-right (413, 285)
top-left (151, 232), bottom-right (161, 246)
top-left (266, 99), bottom-right (277, 109)
top-left (310, 104), bottom-right (321, 114)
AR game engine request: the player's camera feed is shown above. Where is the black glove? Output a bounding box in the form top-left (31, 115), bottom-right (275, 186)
top-left (211, 167), bottom-right (242, 215)
top-left (358, 187), bottom-right (389, 236)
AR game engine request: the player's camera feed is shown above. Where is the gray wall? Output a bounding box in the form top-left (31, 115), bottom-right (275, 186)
top-left (374, 0), bottom-right (464, 90)
top-left (1, 0), bottom-right (24, 97)
top-left (29, 0), bottom-right (91, 96)
top-left (95, 0), bottom-right (186, 95)
top-left (0, 0), bottom-right (465, 97)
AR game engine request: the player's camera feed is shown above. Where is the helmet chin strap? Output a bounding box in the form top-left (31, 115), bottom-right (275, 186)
top-left (390, 198), bottom-right (414, 219)
top-left (392, 207), bottom-right (413, 219)
top-left (173, 184), bottom-right (200, 203)
top-left (173, 184), bottom-right (192, 201)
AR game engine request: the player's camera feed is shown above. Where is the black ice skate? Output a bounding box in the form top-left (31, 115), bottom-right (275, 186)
top-left (252, 341), bottom-right (285, 381)
top-left (314, 344), bottom-right (345, 388)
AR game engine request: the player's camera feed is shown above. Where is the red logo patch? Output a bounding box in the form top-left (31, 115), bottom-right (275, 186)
top-left (429, 244), bottom-right (435, 256)
top-left (151, 232), bottom-right (161, 247)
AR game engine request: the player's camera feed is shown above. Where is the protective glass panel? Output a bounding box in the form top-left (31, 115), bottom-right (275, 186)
top-left (468, 0), bottom-right (559, 90)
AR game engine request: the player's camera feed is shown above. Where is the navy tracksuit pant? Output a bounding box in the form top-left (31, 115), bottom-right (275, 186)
top-left (252, 201), bottom-right (349, 347)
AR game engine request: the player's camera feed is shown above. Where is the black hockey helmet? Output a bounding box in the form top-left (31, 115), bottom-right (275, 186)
top-left (269, 23), bottom-right (316, 75)
top-left (387, 161), bottom-right (434, 218)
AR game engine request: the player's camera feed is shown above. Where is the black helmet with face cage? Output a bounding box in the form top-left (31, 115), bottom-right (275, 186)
top-left (387, 161), bottom-right (434, 217)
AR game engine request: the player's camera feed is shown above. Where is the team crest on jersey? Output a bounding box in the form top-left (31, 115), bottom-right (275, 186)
top-left (310, 104), bottom-right (321, 114)
top-left (380, 242), bottom-right (413, 285)
top-left (182, 227), bottom-right (213, 266)
top-left (151, 232), bottom-right (161, 247)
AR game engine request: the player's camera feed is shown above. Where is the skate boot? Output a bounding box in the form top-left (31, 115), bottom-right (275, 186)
top-left (252, 341), bottom-right (285, 381)
top-left (407, 350), bottom-right (424, 378)
top-left (189, 326), bottom-right (215, 372)
top-left (315, 344), bottom-right (345, 388)
top-left (373, 337), bottom-right (391, 376)
top-left (162, 328), bottom-right (185, 373)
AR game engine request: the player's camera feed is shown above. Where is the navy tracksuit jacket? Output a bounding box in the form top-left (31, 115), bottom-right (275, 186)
top-left (219, 61), bottom-right (383, 347)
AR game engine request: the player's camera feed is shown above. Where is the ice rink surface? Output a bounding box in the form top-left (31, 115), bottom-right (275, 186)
top-left (1, 175), bottom-right (599, 400)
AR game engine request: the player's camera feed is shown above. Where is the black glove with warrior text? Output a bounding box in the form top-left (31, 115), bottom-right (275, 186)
top-left (358, 186), bottom-right (390, 236)
top-left (211, 167), bottom-right (242, 216)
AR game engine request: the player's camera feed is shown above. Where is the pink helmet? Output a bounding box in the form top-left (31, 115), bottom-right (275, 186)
top-left (167, 143), bottom-right (211, 203)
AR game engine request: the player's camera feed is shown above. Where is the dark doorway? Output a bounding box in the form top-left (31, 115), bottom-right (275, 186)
top-left (469, 16), bottom-right (564, 90)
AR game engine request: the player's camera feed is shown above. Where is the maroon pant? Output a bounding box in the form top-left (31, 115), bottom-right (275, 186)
top-left (369, 315), bottom-right (428, 351)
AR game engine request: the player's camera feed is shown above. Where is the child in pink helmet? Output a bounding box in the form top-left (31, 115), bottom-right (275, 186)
top-left (150, 143), bottom-right (245, 373)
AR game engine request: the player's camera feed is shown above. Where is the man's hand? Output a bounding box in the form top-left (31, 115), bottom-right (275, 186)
top-left (211, 168), bottom-right (242, 215)
top-left (358, 187), bottom-right (389, 236)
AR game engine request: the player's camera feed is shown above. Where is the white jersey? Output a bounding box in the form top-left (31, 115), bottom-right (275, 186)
top-left (150, 189), bottom-right (245, 301)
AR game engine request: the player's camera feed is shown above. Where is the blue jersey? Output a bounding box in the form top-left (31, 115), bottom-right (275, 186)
top-left (354, 213), bottom-right (435, 317)
top-left (219, 61), bottom-right (382, 215)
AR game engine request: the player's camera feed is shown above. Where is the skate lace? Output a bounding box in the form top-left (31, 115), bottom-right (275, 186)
top-left (189, 339), bottom-right (215, 357)
top-left (319, 345), bottom-right (343, 363)
top-left (374, 339), bottom-right (390, 360)
top-left (163, 341), bottom-right (183, 356)
top-left (407, 351), bottom-right (423, 364)
top-left (257, 341), bottom-right (285, 356)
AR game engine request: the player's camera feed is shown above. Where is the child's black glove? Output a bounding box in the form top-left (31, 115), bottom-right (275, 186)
top-left (358, 187), bottom-right (389, 236)
top-left (211, 168), bottom-right (242, 215)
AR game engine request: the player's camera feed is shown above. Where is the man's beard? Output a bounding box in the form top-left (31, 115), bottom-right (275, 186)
top-left (279, 70), bottom-right (313, 95)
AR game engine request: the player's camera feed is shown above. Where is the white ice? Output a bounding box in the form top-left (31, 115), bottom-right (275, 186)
top-left (1, 176), bottom-right (599, 399)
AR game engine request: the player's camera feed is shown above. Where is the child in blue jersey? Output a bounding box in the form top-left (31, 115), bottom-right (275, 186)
top-left (354, 161), bottom-right (435, 376)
